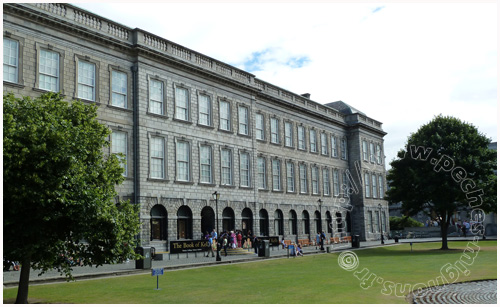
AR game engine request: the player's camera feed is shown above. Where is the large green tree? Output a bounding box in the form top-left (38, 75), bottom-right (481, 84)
top-left (386, 115), bottom-right (496, 250)
top-left (3, 92), bottom-right (140, 303)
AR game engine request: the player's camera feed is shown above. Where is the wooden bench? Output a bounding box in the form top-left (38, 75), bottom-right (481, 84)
top-left (283, 240), bottom-right (292, 247)
top-left (341, 236), bottom-right (352, 243)
top-left (298, 239), bottom-right (309, 247)
top-left (331, 237), bottom-right (340, 244)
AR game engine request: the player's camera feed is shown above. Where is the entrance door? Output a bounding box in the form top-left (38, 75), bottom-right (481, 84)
top-left (178, 220), bottom-right (187, 239)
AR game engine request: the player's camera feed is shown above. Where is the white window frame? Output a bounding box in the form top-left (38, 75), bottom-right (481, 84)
top-left (299, 164), bottom-right (308, 194)
top-left (376, 144), bottom-right (382, 164)
top-left (322, 168), bottom-right (330, 196)
top-left (378, 175), bottom-right (384, 199)
top-left (199, 145), bottom-right (213, 184)
top-left (257, 156), bottom-right (267, 189)
top-left (149, 78), bottom-right (164, 115)
top-left (309, 129), bottom-right (317, 153)
top-left (341, 138), bottom-right (348, 160)
top-left (364, 173), bottom-right (371, 198)
top-left (372, 174), bottom-right (378, 199)
top-left (370, 142), bottom-right (375, 163)
top-left (362, 140), bottom-right (368, 161)
top-left (311, 166), bottom-right (319, 195)
top-left (286, 161), bottom-right (295, 193)
top-left (111, 70), bottom-right (127, 108)
top-left (198, 93), bottom-right (212, 127)
top-left (174, 86), bottom-right (190, 121)
top-left (284, 122), bottom-right (293, 147)
top-left (238, 105), bottom-right (249, 135)
top-left (150, 136), bottom-right (165, 179)
top-left (77, 60), bottom-right (96, 101)
top-left (3, 37), bottom-right (19, 84)
top-left (270, 118), bottom-right (280, 144)
top-left (112, 130), bottom-right (128, 177)
top-left (255, 113), bottom-right (265, 140)
top-left (239, 152), bottom-right (251, 187)
top-left (333, 169), bottom-right (340, 196)
top-left (331, 135), bottom-right (339, 158)
top-left (272, 159), bottom-right (282, 191)
top-left (219, 100), bottom-right (231, 131)
top-left (321, 133), bottom-right (328, 155)
top-left (221, 148), bottom-right (233, 185)
top-left (39, 49), bottom-right (60, 92)
top-left (176, 140), bottom-right (191, 182)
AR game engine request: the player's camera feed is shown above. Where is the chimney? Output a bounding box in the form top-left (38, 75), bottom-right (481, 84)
top-left (301, 93), bottom-right (310, 99)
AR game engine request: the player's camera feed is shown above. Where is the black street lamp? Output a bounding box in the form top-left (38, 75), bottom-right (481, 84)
top-left (378, 204), bottom-right (385, 245)
top-left (318, 199), bottom-right (324, 250)
top-left (212, 191), bottom-right (221, 261)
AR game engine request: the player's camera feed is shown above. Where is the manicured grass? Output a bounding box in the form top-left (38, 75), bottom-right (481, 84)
top-left (3, 241), bottom-right (496, 304)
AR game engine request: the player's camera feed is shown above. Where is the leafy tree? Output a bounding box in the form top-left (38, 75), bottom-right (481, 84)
top-left (389, 215), bottom-right (424, 230)
top-left (3, 92), bottom-right (140, 303)
top-left (386, 115), bottom-right (496, 250)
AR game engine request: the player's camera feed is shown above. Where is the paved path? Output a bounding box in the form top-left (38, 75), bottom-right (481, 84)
top-left (412, 280), bottom-right (497, 304)
top-left (4, 236), bottom-right (495, 288)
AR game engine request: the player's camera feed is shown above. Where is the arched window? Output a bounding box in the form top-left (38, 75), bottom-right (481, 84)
top-left (241, 208), bottom-right (253, 236)
top-left (315, 210), bottom-right (322, 233)
top-left (326, 211), bottom-right (333, 235)
top-left (336, 212), bottom-right (343, 234)
top-left (222, 207), bottom-right (235, 232)
top-left (274, 209), bottom-right (284, 236)
top-left (289, 210), bottom-right (297, 235)
top-left (177, 205), bottom-right (192, 239)
top-left (201, 206), bottom-right (215, 236)
top-left (259, 209), bottom-right (269, 236)
top-left (302, 211), bottom-right (310, 235)
top-left (151, 205), bottom-right (167, 241)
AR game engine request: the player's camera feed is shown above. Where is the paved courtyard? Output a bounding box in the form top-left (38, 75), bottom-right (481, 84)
top-left (412, 280), bottom-right (497, 304)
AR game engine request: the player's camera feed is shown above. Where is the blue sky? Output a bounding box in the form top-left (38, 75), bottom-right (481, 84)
top-left (75, 2), bottom-right (498, 168)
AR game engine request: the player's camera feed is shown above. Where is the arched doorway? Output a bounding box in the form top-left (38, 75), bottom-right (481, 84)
top-left (259, 209), bottom-right (269, 236)
top-left (222, 207), bottom-right (235, 232)
top-left (326, 211), bottom-right (333, 235)
top-left (201, 206), bottom-right (215, 236)
top-left (177, 205), bottom-right (192, 239)
top-left (302, 211), bottom-right (310, 235)
top-left (289, 210), bottom-right (297, 235)
top-left (241, 208), bottom-right (253, 236)
top-left (315, 210), bottom-right (322, 233)
top-left (336, 212), bottom-right (343, 234)
top-left (346, 211), bottom-right (352, 233)
top-left (151, 205), bottom-right (167, 241)
top-left (274, 209), bottom-right (284, 236)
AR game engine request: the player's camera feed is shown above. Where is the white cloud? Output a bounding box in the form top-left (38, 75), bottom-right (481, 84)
top-left (76, 2), bottom-right (498, 168)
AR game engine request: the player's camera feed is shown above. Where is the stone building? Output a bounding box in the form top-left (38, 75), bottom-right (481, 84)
top-left (3, 3), bottom-right (389, 251)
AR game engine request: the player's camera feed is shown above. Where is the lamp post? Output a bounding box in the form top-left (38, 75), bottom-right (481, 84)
top-left (378, 204), bottom-right (385, 245)
top-left (212, 191), bottom-right (221, 261)
top-left (318, 199), bottom-right (324, 250)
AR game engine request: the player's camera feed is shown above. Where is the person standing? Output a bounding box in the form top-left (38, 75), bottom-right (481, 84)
top-left (236, 231), bottom-right (242, 248)
top-left (205, 235), bottom-right (215, 257)
top-left (316, 232), bottom-right (320, 249)
top-left (223, 235), bottom-right (228, 256)
top-left (253, 235), bottom-right (259, 255)
top-left (320, 231), bottom-right (326, 251)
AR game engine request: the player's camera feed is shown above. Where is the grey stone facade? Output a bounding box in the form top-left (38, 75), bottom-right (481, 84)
top-left (4, 3), bottom-right (389, 251)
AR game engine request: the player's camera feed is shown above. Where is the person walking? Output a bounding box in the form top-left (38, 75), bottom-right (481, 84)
top-left (236, 231), bottom-right (242, 248)
top-left (320, 231), bottom-right (326, 251)
top-left (253, 235), bottom-right (259, 255)
top-left (316, 232), bottom-right (320, 250)
top-left (205, 235), bottom-right (215, 257)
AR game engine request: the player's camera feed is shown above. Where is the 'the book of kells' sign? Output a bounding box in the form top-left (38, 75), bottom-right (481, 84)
top-left (169, 240), bottom-right (210, 254)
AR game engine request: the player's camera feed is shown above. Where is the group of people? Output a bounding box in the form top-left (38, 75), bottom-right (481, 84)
top-left (203, 229), bottom-right (252, 257)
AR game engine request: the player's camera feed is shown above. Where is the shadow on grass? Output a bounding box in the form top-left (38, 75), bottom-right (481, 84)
top-left (355, 247), bottom-right (465, 257)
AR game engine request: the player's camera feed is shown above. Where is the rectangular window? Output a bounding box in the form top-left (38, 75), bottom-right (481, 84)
top-left (374, 211), bottom-right (380, 233)
top-left (311, 166), bottom-right (319, 194)
top-left (240, 152), bottom-right (250, 187)
top-left (175, 87), bottom-right (189, 121)
top-left (364, 173), bottom-right (371, 198)
top-left (111, 70), bottom-right (127, 108)
top-left (342, 171), bottom-right (349, 196)
top-left (176, 141), bottom-right (190, 182)
top-left (341, 138), bottom-right (348, 159)
top-left (368, 211), bottom-right (373, 233)
top-left (150, 137), bottom-right (165, 179)
top-left (378, 175), bottom-right (384, 199)
top-left (198, 94), bottom-right (211, 126)
top-left (272, 159), bottom-right (281, 191)
top-left (333, 169), bottom-right (340, 196)
top-left (321, 133), bottom-right (328, 155)
top-left (200, 145), bottom-right (212, 183)
top-left (298, 126), bottom-right (306, 150)
top-left (331, 136), bottom-right (338, 158)
top-left (112, 131), bottom-right (127, 176)
top-left (285, 122), bottom-right (293, 147)
top-left (271, 118), bottom-right (280, 144)
top-left (78, 61), bottom-right (96, 101)
top-left (256, 114), bottom-right (264, 140)
top-left (149, 79), bottom-right (164, 115)
top-left (39, 49), bottom-right (59, 92)
top-left (219, 100), bottom-right (231, 131)
top-left (310, 130), bottom-right (317, 153)
top-left (322, 168), bottom-right (330, 196)
top-left (221, 149), bottom-right (232, 185)
top-left (3, 38), bottom-right (19, 83)
top-left (370, 143), bottom-right (375, 163)
top-left (372, 174), bottom-right (378, 199)
top-left (299, 164), bottom-right (308, 193)
top-left (376, 144), bottom-right (382, 164)
top-left (362, 140), bottom-right (368, 161)
top-left (238, 106), bottom-right (249, 135)
top-left (257, 157), bottom-right (266, 189)
top-left (382, 211), bottom-right (387, 232)
top-left (286, 162), bottom-right (295, 192)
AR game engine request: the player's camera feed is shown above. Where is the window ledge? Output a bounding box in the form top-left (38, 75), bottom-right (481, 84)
top-left (107, 104), bottom-right (133, 113)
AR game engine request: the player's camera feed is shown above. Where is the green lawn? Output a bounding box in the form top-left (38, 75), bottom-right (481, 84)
top-left (3, 241), bottom-right (496, 304)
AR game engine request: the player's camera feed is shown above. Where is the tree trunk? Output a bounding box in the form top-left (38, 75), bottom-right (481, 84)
top-left (440, 215), bottom-right (450, 250)
top-left (15, 257), bottom-right (31, 304)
